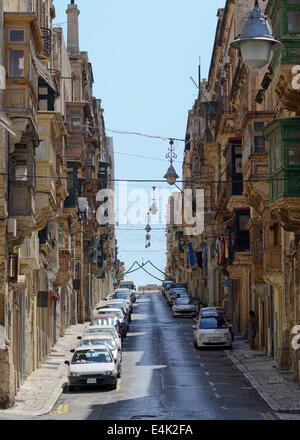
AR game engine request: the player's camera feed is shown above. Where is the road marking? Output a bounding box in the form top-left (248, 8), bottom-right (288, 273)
top-left (49, 404), bottom-right (69, 416)
top-left (261, 412), bottom-right (275, 420)
top-left (204, 371), bottom-right (210, 376)
top-left (215, 393), bottom-right (221, 399)
top-left (209, 381), bottom-right (214, 387)
top-left (116, 379), bottom-right (121, 390)
top-left (200, 363), bottom-right (205, 367)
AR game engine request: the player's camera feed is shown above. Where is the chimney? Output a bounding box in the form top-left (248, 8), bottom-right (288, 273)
top-left (66, 1), bottom-right (80, 53)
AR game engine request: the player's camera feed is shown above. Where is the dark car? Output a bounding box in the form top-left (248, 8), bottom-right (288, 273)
top-left (166, 288), bottom-right (189, 306)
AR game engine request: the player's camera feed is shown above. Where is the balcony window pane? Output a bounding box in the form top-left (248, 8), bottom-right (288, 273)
top-left (254, 136), bottom-right (266, 153)
top-left (288, 11), bottom-right (300, 32)
top-left (288, 143), bottom-right (300, 165)
top-left (8, 49), bottom-right (24, 77)
top-left (9, 30), bottom-right (24, 42)
top-left (39, 98), bottom-right (48, 111)
top-left (36, 139), bottom-right (46, 160)
top-left (287, 0), bottom-right (300, 4)
top-left (275, 144), bottom-right (282, 170)
top-left (15, 166), bottom-right (27, 181)
top-left (288, 130), bottom-right (300, 139)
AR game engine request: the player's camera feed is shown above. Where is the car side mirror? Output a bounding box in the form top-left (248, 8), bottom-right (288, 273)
top-left (77, 336), bottom-right (82, 340)
top-left (70, 349), bottom-right (75, 353)
top-left (65, 360), bottom-right (70, 365)
top-left (114, 359), bottom-right (117, 363)
top-left (192, 325), bottom-right (196, 329)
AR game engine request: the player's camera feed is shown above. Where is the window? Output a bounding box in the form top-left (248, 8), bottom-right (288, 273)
top-left (199, 316), bottom-right (227, 329)
top-left (36, 139), bottom-right (46, 160)
top-left (288, 11), bottom-right (300, 32)
top-left (254, 136), bottom-right (266, 153)
top-left (288, 143), bottom-right (300, 165)
top-left (71, 349), bottom-right (112, 364)
top-left (9, 30), bottom-right (24, 42)
top-left (238, 213), bottom-right (250, 231)
top-left (254, 121), bottom-right (264, 131)
top-left (8, 49), bottom-right (24, 77)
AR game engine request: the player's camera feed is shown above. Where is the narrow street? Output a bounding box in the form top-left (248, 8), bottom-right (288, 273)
top-left (37, 293), bottom-right (277, 421)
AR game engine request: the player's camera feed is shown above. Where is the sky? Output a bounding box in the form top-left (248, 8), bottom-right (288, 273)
top-left (54, 0), bottom-right (226, 287)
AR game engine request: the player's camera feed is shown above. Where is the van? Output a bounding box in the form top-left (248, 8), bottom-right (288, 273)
top-left (119, 280), bottom-right (135, 290)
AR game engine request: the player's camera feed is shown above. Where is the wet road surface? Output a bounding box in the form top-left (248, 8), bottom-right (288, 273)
top-left (40, 293), bottom-right (278, 420)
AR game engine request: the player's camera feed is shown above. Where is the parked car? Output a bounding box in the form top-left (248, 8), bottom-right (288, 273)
top-left (65, 344), bottom-right (118, 391)
top-left (119, 280), bottom-right (135, 290)
top-left (119, 281), bottom-right (137, 302)
top-left (93, 309), bottom-right (128, 337)
top-left (96, 304), bottom-right (130, 327)
top-left (77, 334), bottom-right (122, 376)
top-left (170, 291), bottom-right (193, 306)
top-left (90, 315), bottom-right (122, 337)
top-left (82, 325), bottom-right (122, 350)
top-left (172, 297), bottom-right (197, 318)
top-left (166, 288), bottom-right (189, 306)
top-left (105, 300), bottom-right (132, 321)
top-left (114, 290), bottom-right (134, 307)
top-left (193, 314), bottom-right (232, 349)
top-left (162, 281), bottom-right (174, 296)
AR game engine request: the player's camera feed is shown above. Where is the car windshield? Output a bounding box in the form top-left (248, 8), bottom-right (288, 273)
top-left (71, 349), bottom-right (113, 364)
top-left (199, 316), bottom-right (228, 329)
top-left (116, 294), bottom-right (130, 300)
top-left (80, 339), bottom-right (116, 350)
top-left (98, 310), bottom-right (123, 319)
top-left (86, 328), bottom-right (117, 338)
top-left (120, 284), bottom-right (133, 289)
top-left (175, 298), bottom-right (190, 305)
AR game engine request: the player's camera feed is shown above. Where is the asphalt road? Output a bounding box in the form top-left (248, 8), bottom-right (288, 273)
top-left (38, 293), bottom-right (278, 421)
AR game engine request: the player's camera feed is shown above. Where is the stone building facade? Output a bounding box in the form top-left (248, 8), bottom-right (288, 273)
top-left (0, 0), bottom-right (117, 408)
top-left (166, 0), bottom-right (300, 382)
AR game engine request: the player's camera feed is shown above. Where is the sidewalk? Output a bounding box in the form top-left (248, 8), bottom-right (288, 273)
top-left (0, 322), bottom-right (88, 418)
top-left (225, 335), bottom-right (300, 416)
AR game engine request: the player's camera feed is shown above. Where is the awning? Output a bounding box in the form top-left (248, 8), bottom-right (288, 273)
top-left (0, 112), bottom-right (17, 137)
top-left (32, 55), bottom-right (56, 92)
top-left (49, 290), bottom-right (60, 302)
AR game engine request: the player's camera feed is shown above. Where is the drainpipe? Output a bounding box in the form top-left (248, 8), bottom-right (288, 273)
top-left (0, 0), bottom-right (4, 110)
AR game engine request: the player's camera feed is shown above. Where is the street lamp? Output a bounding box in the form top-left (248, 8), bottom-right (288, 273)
top-left (230, 0), bottom-right (281, 70)
top-left (164, 139), bottom-right (179, 185)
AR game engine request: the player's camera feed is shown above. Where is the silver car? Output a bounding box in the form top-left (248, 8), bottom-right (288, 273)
top-left (65, 344), bottom-right (118, 391)
top-left (172, 297), bottom-right (197, 318)
top-left (83, 325), bottom-right (122, 350)
top-left (78, 334), bottom-right (122, 377)
top-left (193, 314), bottom-right (232, 349)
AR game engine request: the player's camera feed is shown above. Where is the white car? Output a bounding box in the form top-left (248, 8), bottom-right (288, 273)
top-left (172, 298), bottom-right (197, 318)
top-left (193, 314), bottom-right (232, 349)
top-left (65, 344), bottom-right (118, 391)
top-left (83, 325), bottom-right (122, 350)
top-left (78, 334), bottom-right (122, 376)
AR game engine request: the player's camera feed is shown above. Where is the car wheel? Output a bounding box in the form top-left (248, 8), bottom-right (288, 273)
top-left (118, 367), bottom-right (122, 378)
top-left (111, 381), bottom-right (117, 390)
top-left (68, 385), bottom-right (75, 392)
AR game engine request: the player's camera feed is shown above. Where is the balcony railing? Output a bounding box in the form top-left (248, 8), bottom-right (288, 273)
top-left (40, 27), bottom-right (52, 56)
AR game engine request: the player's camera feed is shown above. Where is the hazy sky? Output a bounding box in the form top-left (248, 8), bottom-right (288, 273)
top-left (54, 0), bottom-right (226, 287)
